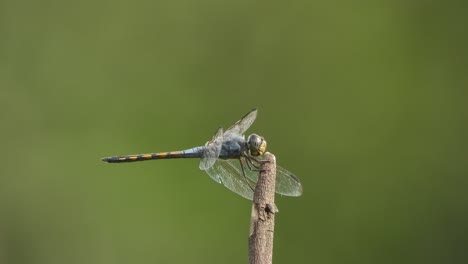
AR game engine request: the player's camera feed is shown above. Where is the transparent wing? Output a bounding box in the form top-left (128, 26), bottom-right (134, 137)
top-left (199, 127), bottom-right (223, 170)
top-left (238, 159), bottom-right (303, 197)
top-left (223, 109), bottom-right (257, 140)
top-left (204, 159), bottom-right (256, 200)
top-left (275, 165), bottom-right (303, 196)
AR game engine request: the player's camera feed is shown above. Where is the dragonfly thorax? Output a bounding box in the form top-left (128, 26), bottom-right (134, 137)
top-left (247, 133), bottom-right (267, 156)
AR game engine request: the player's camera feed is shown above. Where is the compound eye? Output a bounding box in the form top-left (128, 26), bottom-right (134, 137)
top-left (247, 134), bottom-right (266, 156)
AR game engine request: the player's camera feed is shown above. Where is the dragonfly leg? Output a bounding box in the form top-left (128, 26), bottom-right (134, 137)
top-left (239, 159), bottom-right (256, 192)
top-left (245, 158), bottom-right (260, 171)
top-left (248, 155), bottom-right (270, 164)
top-left (244, 155), bottom-right (263, 171)
top-left (245, 156), bottom-right (273, 178)
top-left (240, 150), bottom-right (260, 171)
top-left (243, 152), bottom-right (271, 175)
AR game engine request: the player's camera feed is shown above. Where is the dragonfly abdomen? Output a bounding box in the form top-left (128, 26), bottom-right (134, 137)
top-left (102, 147), bottom-right (204, 163)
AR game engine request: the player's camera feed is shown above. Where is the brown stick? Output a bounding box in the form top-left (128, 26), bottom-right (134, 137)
top-left (248, 152), bottom-right (276, 264)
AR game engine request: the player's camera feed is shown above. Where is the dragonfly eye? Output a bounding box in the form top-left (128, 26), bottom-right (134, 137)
top-left (247, 134), bottom-right (267, 156)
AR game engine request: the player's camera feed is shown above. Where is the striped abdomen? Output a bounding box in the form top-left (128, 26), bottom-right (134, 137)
top-left (101, 147), bottom-right (203, 163)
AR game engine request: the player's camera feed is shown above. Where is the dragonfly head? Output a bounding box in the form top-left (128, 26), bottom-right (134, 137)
top-left (247, 134), bottom-right (267, 156)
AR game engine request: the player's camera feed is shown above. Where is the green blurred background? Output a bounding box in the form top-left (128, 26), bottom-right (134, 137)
top-left (1, 1), bottom-right (467, 263)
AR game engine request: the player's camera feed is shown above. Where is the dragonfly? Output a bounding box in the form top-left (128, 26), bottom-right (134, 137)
top-left (101, 109), bottom-right (303, 201)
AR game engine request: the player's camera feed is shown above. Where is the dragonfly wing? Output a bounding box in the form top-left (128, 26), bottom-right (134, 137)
top-left (223, 109), bottom-right (257, 140)
top-left (275, 165), bottom-right (303, 196)
top-left (204, 159), bottom-right (256, 200)
top-left (232, 159), bottom-right (303, 197)
top-left (199, 127), bottom-right (223, 170)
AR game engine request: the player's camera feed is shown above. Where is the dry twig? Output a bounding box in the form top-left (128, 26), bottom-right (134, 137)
top-left (248, 152), bottom-right (276, 264)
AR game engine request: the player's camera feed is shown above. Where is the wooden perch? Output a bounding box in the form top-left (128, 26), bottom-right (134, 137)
top-left (248, 152), bottom-right (276, 264)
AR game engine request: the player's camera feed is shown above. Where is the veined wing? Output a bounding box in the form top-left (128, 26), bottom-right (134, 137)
top-left (275, 165), bottom-right (303, 196)
top-left (204, 159), bottom-right (256, 200)
top-left (199, 127), bottom-right (223, 170)
top-left (223, 109), bottom-right (257, 140)
top-left (227, 159), bottom-right (303, 197)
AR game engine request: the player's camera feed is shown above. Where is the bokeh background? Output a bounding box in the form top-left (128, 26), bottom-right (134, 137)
top-left (1, 1), bottom-right (467, 263)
